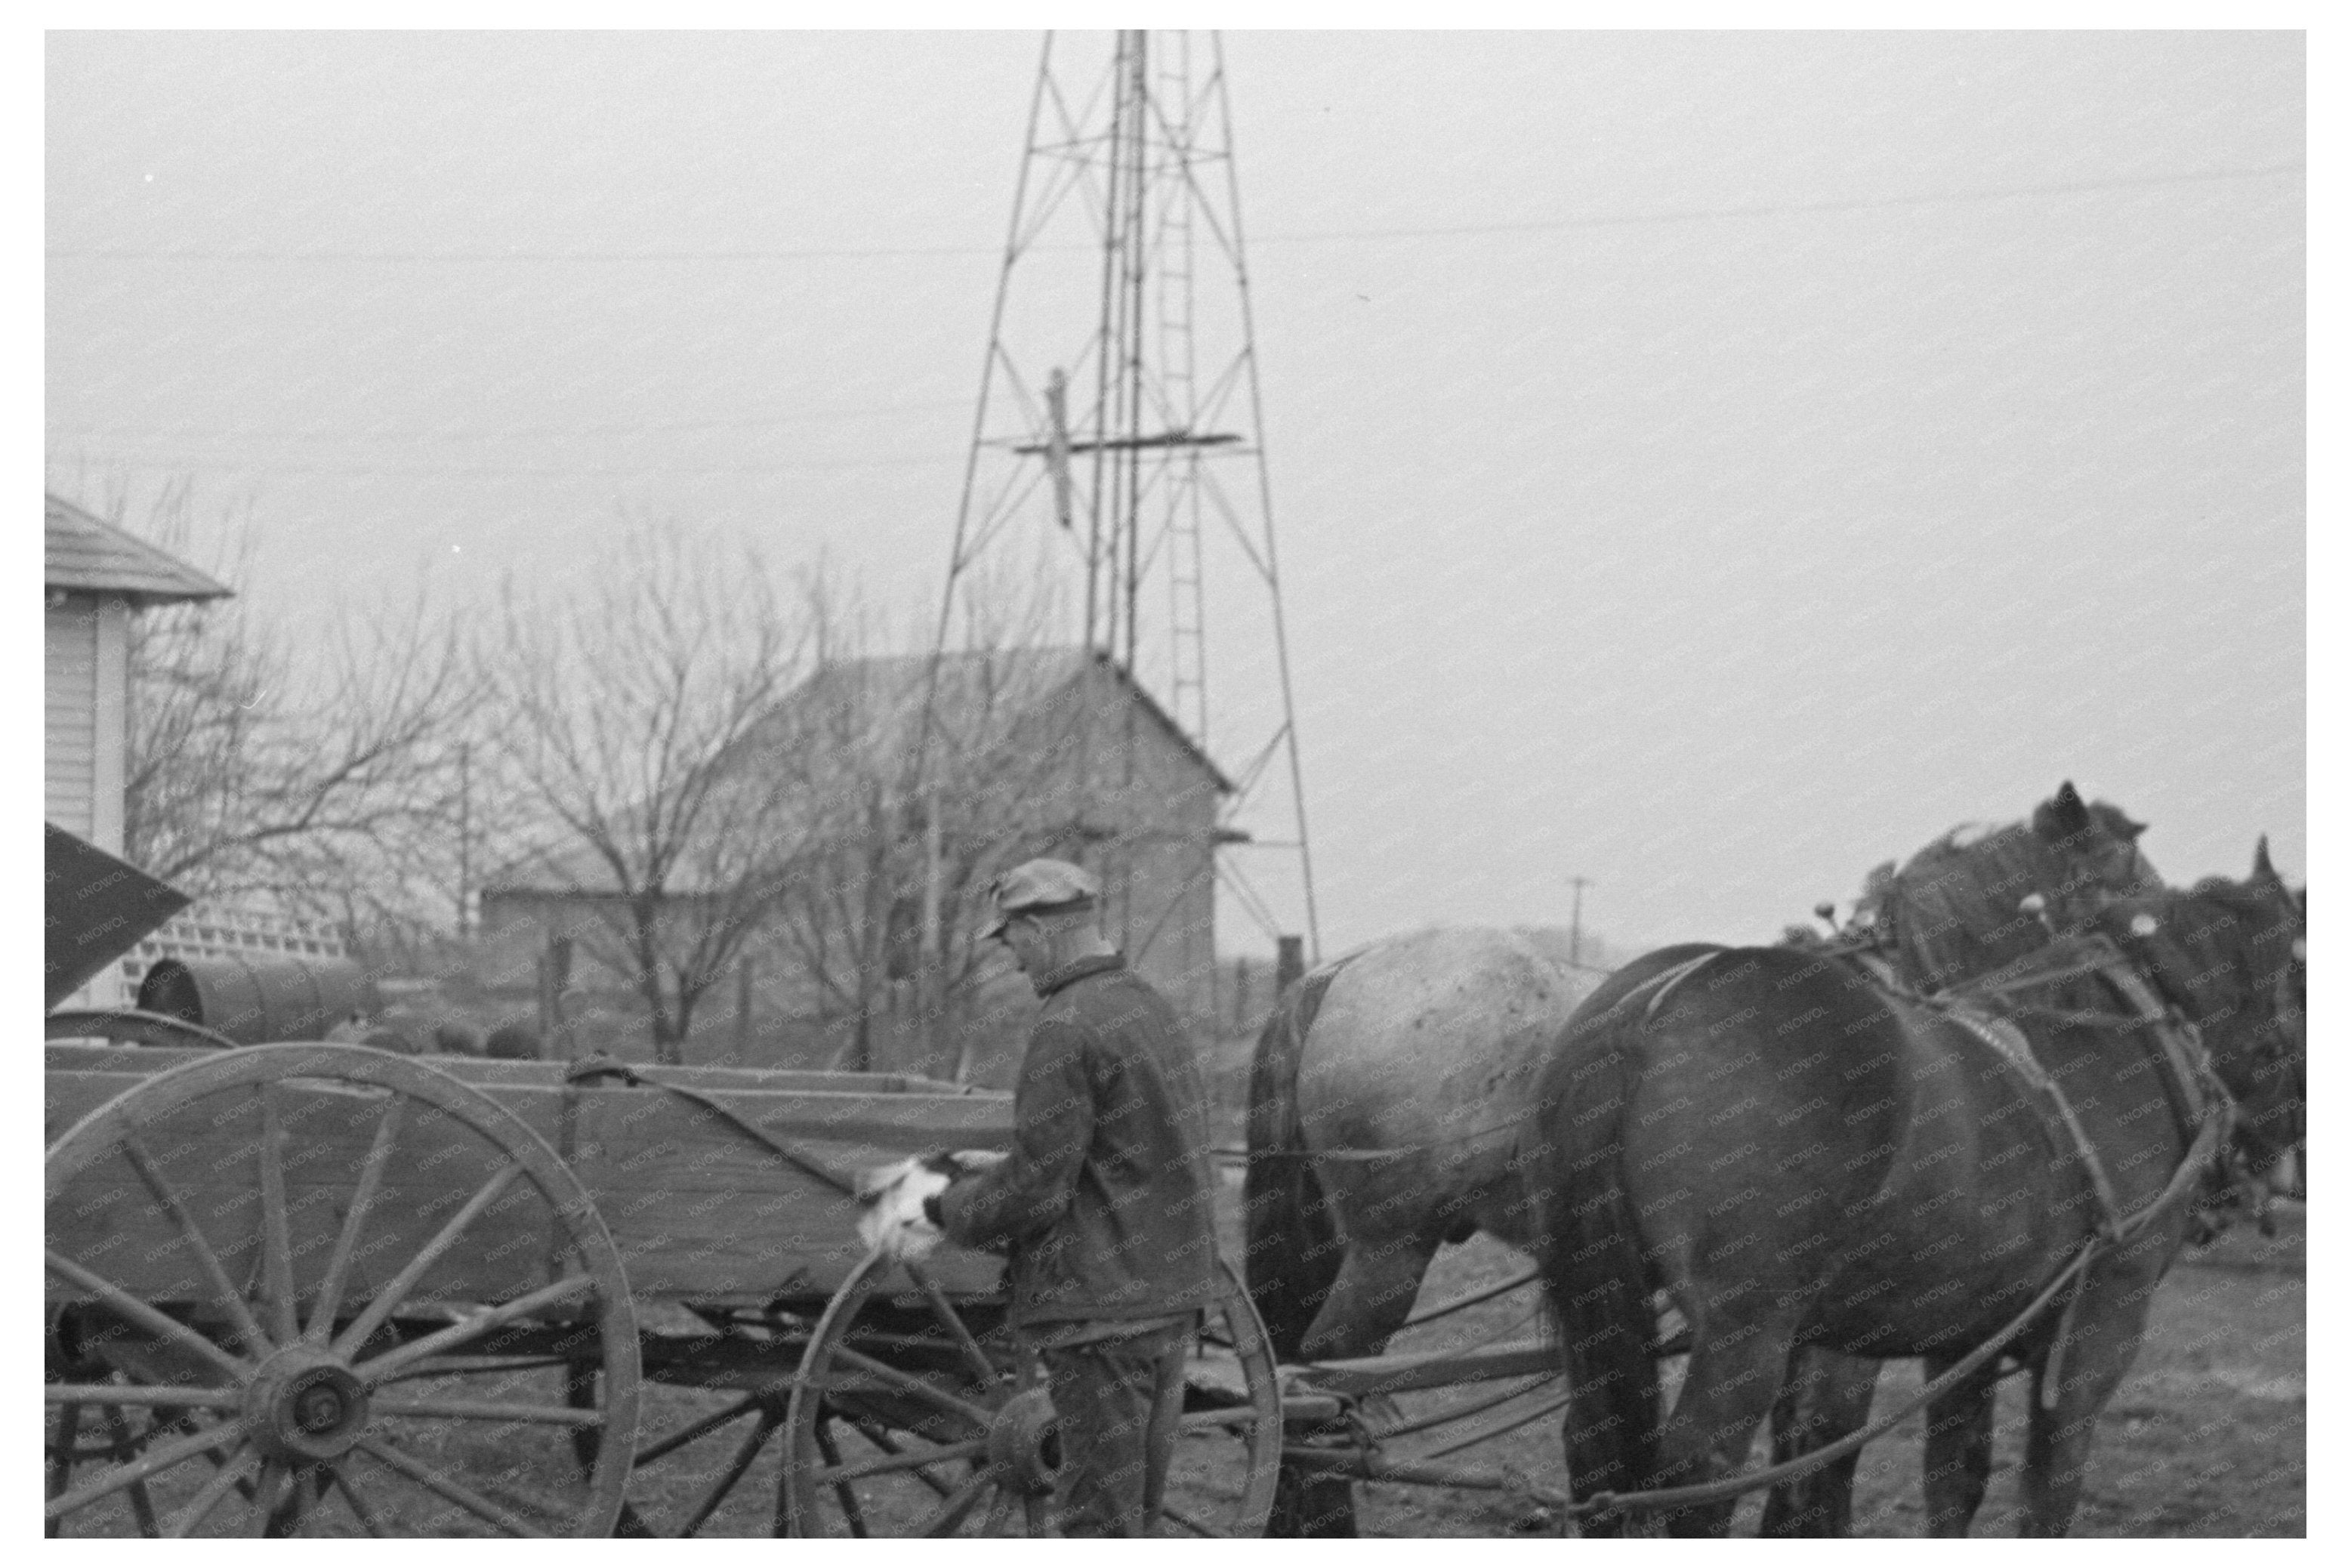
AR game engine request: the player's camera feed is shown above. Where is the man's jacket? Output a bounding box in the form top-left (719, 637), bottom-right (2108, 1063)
top-left (938, 953), bottom-right (1220, 1327)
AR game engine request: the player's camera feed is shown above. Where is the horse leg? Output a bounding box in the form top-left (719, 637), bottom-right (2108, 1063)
top-left (1269, 1235), bottom-right (1440, 1538)
top-left (1758, 1348), bottom-right (1877, 1536)
top-left (1652, 1313), bottom-right (1805, 1536)
top-left (1920, 1351), bottom-right (2000, 1536)
top-left (2019, 1264), bottom-right (2158, 1537)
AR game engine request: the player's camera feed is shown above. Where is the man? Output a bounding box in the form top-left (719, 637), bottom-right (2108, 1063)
top-left (929, 857), bottom-right (1220, 1536)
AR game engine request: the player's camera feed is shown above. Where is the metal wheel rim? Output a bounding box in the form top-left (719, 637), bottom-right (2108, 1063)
top-left (44, 1042), bottom-right (641, 1537)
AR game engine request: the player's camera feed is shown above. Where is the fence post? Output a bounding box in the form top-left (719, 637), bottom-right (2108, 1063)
top-left (538, 934), bottom-right (572, 1061)
top-left (735, 953), bottom-right (754, 1065)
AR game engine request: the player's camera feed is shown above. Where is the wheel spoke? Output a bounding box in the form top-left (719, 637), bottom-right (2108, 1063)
top-left (635, 1391), bottom-right (767, 1465)
top-left (47, 1401), bottom-right (83, 1535)
top-left (813, 1419), bottom-right (870, 1538)
top-left (333, 1160), bottom-right (524, 1357)
top-left (242, 1458), bottom-right (288, 1536)
top-left (257, 1087), bottom-right (301, 1346)
top-left (104, 1406), bottom-right (163, 1537)
top-left (45, 1250), bottom-right (251, 1381)
top-left (807, 1435), bottom-right (988, 1485)
top-left (305, 1096), bottom-right (406, 1344)
top-left (165, 1443), bottom-right (258, 1537)
top-left (48, 1383), bottom-right (244, 1411)
top-left (353, 1437), bottom-right (552, 1537)
top-left (980, 1485), bottom-right (1014, 1537)
top-left (356, 1273), bottom-right (594, 1387)
top-left (374, 1353), bottom-right (574, 1382)
top-left (677, 1410), bottom-right (781, 1537)
top-left (906, 1466), bottom-right (995, 1537)
top-left (1023, 1492), bottom-right (1051, 1537)
top-left (45, 1417), bottom-right (242, 1519)
top-left (119, 1133), bottom-right (273, 1357)
top-left (1180, 1404), bottom-right (1264, 1432)
top-left (825, 1342), bottom-right (995, 1431)
top-left (845, 1415), bottom-right (961, 1499)
top-left (904, 1260), bottom-right (1003, 1390)
top-left (371, 1393), bottom-right (606, 1426)
top-left (325, 1462), bottom-right (389, 1538)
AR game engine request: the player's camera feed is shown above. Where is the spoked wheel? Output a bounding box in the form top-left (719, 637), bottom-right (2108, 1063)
top-left (781, 1252), bottom-right (1279, 1537)
top-left (565, 1322), bottom-right (810, 1538)
top-left (43, 1044), bottom-right (640, 1537)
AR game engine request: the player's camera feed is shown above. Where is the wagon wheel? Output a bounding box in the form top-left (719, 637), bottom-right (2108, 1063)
top-left (561, 1310), bottom-right (808, 1538)
top-left (781, 1252), bottom-right (1279, 1537)
top-left (43, 1043), bottom-right (640, 1537)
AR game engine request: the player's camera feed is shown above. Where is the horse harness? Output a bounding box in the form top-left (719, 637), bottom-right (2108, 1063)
top-left (1232, 939), bottom-right (2234, 1208)
top-left (1927, 934), bottom-right (2229, 1242)
top-left (1566, 936), bottom-right (2244, 1523)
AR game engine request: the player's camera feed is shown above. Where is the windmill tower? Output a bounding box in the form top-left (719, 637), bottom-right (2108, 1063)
top-left (930, 30), bottom-right (1320, 980)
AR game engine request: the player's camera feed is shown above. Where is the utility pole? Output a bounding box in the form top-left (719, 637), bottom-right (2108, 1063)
top-left (455, 741), bottom-right (471, 941)
top-left (1568, 875), bottom-right (1592, 969)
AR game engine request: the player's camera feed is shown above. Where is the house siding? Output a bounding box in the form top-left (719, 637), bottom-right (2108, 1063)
top-left (45, 597), bottom-right (99, 843)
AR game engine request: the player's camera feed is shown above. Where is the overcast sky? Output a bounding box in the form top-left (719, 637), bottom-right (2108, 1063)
top-left (44, 29), bottom-right (2305, 960)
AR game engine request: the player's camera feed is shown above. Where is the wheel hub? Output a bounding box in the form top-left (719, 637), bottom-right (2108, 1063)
top-left (986, 1387), bottom-right (1063, 1495)
top-left (245, 1347), bottom-right (369, 1462)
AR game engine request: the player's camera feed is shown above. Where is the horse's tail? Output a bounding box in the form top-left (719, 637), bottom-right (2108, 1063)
top-left (1242, 958), bottom-right (1350, 1360)
top-left (1532, 999), bottom-right (1662, 1529)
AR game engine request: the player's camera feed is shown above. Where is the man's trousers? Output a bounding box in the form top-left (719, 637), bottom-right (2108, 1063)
top-left (1038, 1323), bottom-right (1190, 1536)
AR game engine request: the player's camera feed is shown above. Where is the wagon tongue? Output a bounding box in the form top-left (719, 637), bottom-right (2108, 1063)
top-left (43, 822), bottom-right (190, 1009)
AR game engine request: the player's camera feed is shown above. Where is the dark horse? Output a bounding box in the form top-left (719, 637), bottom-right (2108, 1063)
top-left (1531, 844), bottom-right (2303, 1536)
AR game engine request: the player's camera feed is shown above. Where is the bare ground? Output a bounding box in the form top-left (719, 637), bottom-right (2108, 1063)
top-left (1275, 1202), bottom-right (2304, 1538)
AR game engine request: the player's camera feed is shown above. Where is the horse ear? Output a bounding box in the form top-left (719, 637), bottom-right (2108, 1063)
top-left (2035, 780), bottom-right (2091, 842)
top-left (2116, 810), bottom-right (2148, 841)
top-left (2251, 836), bottom-right (2280, 886)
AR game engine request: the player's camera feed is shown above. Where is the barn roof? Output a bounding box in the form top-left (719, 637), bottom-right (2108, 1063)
top-left (45, 493), bottom-right (233, 607)
top-left (483, 647), bottom-right (1230, 896)
top-left (762, 648), bottom-right (1234, 795)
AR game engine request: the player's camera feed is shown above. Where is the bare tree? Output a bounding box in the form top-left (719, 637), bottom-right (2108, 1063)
top-left (476, 522), bottom-right (813, 1065)
top-left (97, 477), bottom-right (482, 947)
top-left (767, 561), bottom-right (1109, 1076)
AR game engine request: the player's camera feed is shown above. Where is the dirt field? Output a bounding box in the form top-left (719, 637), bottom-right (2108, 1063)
top-left (1273, 1200), bottom-right (2304, 1538)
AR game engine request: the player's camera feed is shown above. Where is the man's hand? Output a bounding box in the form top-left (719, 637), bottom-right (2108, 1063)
top-left (854, 1150), bottom-right (1008, 1261)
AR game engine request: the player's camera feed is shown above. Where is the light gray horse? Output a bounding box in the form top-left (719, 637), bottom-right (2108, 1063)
top-left (1243, 925), bottom-right (1597, 1535)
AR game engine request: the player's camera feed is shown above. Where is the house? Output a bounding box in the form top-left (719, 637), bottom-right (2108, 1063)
top-left (480, 647), bottom-right (1233, 1072)
top-left (45, 494), bottom-right (232, 1004)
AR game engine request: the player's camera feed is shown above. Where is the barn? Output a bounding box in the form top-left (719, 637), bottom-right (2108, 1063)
top-left (480, 647), bottom-right (1233, 1073)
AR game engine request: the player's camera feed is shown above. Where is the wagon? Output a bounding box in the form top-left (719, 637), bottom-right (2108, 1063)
top-left (44, 1040), bottom-right (1286, 1537)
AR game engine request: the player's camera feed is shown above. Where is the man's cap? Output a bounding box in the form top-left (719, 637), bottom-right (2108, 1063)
top-left (980, 857), bottom-right (1101, 938)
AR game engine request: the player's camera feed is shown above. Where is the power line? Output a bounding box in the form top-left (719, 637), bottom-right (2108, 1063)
top-left (1257, 161), bottom-right (2303, 243)
top-left (42, 450), bottom-right (966, 478)
top-left (45, 397), bottom-right (971, 444)
top-left (44, 162), bottom-right (2301, 264)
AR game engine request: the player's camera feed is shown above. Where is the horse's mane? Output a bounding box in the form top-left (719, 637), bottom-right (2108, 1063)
top-left (1859, 782), bottom-right (2161, 992)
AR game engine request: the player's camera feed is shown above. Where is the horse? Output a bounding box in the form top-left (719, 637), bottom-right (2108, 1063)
top-left (1242, 925), bottom-right (1599, 1535)
top-left (1758, 777), bottom-right (2172, 1533)
top-left (1528, 845), bottom-right (2304, 1537)
top-left (1241, 785), bottom-right (2170, 1536)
